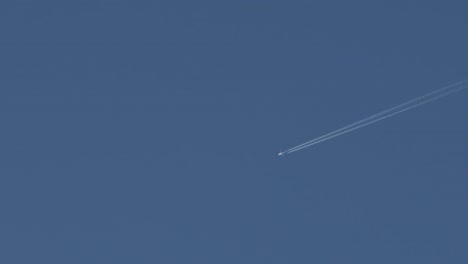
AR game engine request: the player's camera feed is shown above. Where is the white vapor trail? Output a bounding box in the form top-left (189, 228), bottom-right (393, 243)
top-left (279, 80), bottom-right (468, 155)
top-left (281, 80), bottom-right (467, 154)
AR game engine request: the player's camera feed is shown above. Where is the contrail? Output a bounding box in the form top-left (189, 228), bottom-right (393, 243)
top-left (280, 80), bottom-right (467, 154)
top-left (279, 80), bottom-right (468, 156)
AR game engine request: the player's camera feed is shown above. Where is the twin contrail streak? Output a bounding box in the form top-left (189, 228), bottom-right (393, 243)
top-left (279, 80), bottom-right (467, 156)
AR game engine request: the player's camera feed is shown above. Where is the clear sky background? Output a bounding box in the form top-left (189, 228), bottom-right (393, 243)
top-left (1, 1), bottom-right (468, 263)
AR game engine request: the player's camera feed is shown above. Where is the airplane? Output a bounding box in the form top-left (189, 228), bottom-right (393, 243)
top-left (278, 152), bottom-right (285, 156)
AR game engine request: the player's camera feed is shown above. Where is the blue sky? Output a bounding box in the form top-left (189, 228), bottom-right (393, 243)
top-left (1, 1), bottom-right (468, 263)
